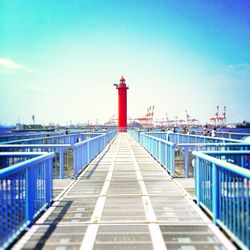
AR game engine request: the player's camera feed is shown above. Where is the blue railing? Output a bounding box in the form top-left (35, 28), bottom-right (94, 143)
top-left (0, 132), bottom-right (60, 143)
top-left (129, 129), bottom-right (249, 177)
top-left (73, 131), bottom-right (117, 176)
top-left (128, 129), bottom-right (141, 141)
top-left (168, 132), bottom-right (241, 144)
top-left (0, 144), bottom-right (71, 178)
top-left (130, 129), bottom-right (245, 144)
top-left (175, 143), bottom-right (250, 178)
top-left (193, 151), bottom-right (250, 249)
top-left (132, 132), bottom-right (175, 176)
top-left (0, 131), bottom-right (117, 178)
top-left (0, 152), bottom-right (54, 249)
top-left (204, 150), bottom-right (250, 170)
top-left (0, 132), bottom-right (101, 145)
top-left (215, 131), bottom-right (250, 140)
top-left (143, 131), bottom-right (168, 140)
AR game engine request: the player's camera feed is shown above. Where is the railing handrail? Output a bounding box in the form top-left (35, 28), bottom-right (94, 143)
top-left (2, 141), bottom-right (248, 149)
top-left (132, 129), bottom-right (250, 148)
top-left (0, 133), bottom-right (77, 144)
top-left (216, 131), bottom-right (250, 136)
top-left (193, 151), bottom-right (250, 178)
top-left (0, 152), bottom-right (55, 178)
top-left (0, 133), bottom-right (58, 139)
top-left (73, 133), bottom-right (106, 147)
top-left (0, 132), bottom-right (104, 145)
top-left (177, 142), bottom-right (250, 146)
top-left (0, 152), bottom-right (48, 156)
top-left (202, 150), bottom-right (250, 155)
top-left (140, 132), bottom-right (175, 146)
top-left (0, 144), bottom-right (71, 148)
top-left (143, 131), bottom-right (167, 134)
top-left (170, 132), bottom-right (242, 143)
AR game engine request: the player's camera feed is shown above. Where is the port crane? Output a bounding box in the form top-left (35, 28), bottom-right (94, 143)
top-left (210, 106), bottom-right (226, 125)
top-left (133, 105), bottom-right (155, 127)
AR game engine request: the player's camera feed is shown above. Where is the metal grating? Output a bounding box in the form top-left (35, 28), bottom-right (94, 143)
top-left (94, 225), bottom-right (153, 250)
top-left (22, 225), bottom-right (87, 249)
top-left (160, 225), bottom-right (226, 249)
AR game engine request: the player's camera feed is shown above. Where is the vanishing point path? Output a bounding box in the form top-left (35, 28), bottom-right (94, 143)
top-left (13, 133), bottom-right (235, 250)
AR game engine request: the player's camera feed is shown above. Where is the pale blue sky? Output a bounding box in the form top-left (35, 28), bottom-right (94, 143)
top-left (0, 0), bottom-right (250, 125)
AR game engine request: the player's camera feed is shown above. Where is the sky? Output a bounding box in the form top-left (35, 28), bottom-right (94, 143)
top-left (0, 0), bottom-right (250, 125)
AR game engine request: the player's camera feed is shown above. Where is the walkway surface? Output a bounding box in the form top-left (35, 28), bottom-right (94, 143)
top-left (14, 134), bottom-right (235, 250)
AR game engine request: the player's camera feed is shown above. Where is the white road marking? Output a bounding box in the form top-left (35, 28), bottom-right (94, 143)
top-left (80, 224), bottom-right (99, 250)
top-left (149, 224), bottom-right (167, 250)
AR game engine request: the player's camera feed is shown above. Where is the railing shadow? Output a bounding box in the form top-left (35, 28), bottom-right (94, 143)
top-left (85, 143), bottom-right (112, 180)
top-left (30, 200), bottom-right (73, 249)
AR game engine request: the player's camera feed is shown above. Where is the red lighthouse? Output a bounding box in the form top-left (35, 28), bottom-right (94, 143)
top-left (114, 76), bottom-right (129, 132)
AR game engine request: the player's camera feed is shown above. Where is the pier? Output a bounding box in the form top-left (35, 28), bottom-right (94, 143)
top-left (10, 133), bottom-right (234, 249)
top-left (2, 1), bottom-right (250, 248)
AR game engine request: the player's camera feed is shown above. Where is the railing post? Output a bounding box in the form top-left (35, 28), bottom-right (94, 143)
top-left (195, 157), bottom-right (201, 205)
top-left (212, 163), bottom-right (219, 224)
top-left (158, 140), bottom-right (161, 162)
top-left (73, 148), bottom-right (78, 176)
top-left (164, 143), bottom-right (167, 168)
top-left (248, 154), bottom-right (250, 170)
top-left (171, 144), bottom-right (176, 176)
top-left (59, 148), bottom-right (64, 179)
top-left (45, 159), bottom-right (53, 205)
top-left (241, 154), bottom-right (245, 169)
top-left (184, 146), bottom-right (189, 178)
top-left (26, 167), bottom-right (35, 225)
top-left (87, 141), bottom-right (90, 163)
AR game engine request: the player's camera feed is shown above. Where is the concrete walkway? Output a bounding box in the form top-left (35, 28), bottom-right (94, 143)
top-left (14, 133), bottom-right (235, 250)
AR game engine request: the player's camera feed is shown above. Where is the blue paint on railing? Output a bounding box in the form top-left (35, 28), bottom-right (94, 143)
top-left (215, 131), bottom-right (250, 140)
top-left (175, 143), bottom-right (250, 178)
top-left (129, 129), bottom-right (250, 178)
top-left (0, 152), bottom-right (54, 250)
top-left (73, 130), bottom-right (117, 176)
top-left (168, 132), bottom-right (241, 144)
top-left (0, 132), bottom-right (100, 145)
top-left (0, 144), bottom-right (71, 178)
top-left (193, 150), bottom-right (250, 249)
top-left (0, 132), bottom-right (60, 143)
top-left (0, 131), bottom-right (118, 178)
top-left (129, 130), bottom-right (175, 176)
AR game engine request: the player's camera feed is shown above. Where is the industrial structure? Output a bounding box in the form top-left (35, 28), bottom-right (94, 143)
top-left (210, 106), bottom-right (226, 125)
top-left (133, 105), bottom-right (155, 127)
